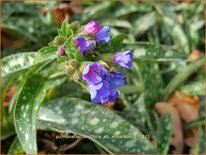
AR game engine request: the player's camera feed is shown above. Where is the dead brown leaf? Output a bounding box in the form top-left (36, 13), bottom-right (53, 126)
top-left (168, 91), bottom-right (199, 153)
top-left (188, 49), bottom-right (200, 61)
top-left (42, 1), bottom-right (83, 25)
top-left (4, 87), bottom-right (16, 107)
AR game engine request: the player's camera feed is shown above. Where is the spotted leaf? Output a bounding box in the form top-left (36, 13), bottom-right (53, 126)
top-left (37, 98), bottom-right (157, 154)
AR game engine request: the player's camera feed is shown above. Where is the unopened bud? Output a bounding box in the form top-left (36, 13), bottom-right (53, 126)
top-left (58, 48), bottom-right (66, 56)
top-left (73, 70), bottom-right (82, 83)
top-left (53, 36), bottom-right (66, 45)
top-left (65, 60), bottom-right (79, 75)
top-left (71, 21), bottom-right (80, 33)
top-left (66, 59), bottom-right (79, 69)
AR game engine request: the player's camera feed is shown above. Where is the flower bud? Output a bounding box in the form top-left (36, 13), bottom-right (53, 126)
top-left (73, 70), bottom-right (82, 83)
top-left (66, 59), bottom-right (79, 69)
top-left (65, 60), bottom-right (79, 75)
top-left (71, 21), bottom-right (80, 33)
top-left (84, 20), bottom-right (101, 35)
top-left (58, 48), bottom-right (66, 56)
top-left (53, 36), bottom-right (66, 45)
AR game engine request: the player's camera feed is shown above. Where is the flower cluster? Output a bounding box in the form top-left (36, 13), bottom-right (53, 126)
top-left (57, 20), bottom-right (133, 104)
top-left (77, 21), bottom-right (133, 104)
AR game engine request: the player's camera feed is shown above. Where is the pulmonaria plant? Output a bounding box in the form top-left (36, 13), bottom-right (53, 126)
top-left (54, 19), bottom-right (133, 104)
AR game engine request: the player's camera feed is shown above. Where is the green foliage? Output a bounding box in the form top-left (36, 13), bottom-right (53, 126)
top-left (14, 74), bottom-right (50, 154)
top-left (163, 57), bottom-right (204, 100)
top-left (1, 1), bottom-right (58, 57)
top-left (8, 137), bottom-right (24, 154)
top-left (34, 46), bottom-right (58, 63)
top-left (180, 81), bottom-right (205, 96)
top-left (125, 42), bottom-right (187, 63)
top-left (1, 1), bottom-right (205, 154)
top-left (58, 18), bottom-right (73, 37)
top-left (37, 98), bottom-right (157, 154)
top-left (156, 114), bottom-right (173, 154)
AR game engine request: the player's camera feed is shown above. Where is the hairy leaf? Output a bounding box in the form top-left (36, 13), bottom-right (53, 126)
top-left (14, 74), bottom-right (49, 154)
top-left (37, 98), bottom-right (157, 154)
top-left (163, 57), bottom-right (204, 100)
top-left (156, 113), bottom-right (173, 154)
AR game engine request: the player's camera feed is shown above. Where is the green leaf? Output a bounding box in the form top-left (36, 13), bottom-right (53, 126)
top-left (64, 37), bottom-right (77, 57)
top-left (74, 49), bottom-right (85, 61)
top-left (34, 46), bottom-right (58, 63)
top-left (163, 57), bottom-right (204, 100)
top-left (192, 127), bottom-right (205, 154)
top-left (114, 2), bottom-right (153, 17)
top-left (8, 137), bottom-right (24, 154)
top-left (179, 81), bottom-right (205, 96)
top-left (1, 121), bottom-right (16, 140)
top-left (163, 16), bottom-right (189, 54)
top-left (156, 113), bottom-right (173, 154)
top-left (2, 52), bottom-right (36, 78)
top-left (132, 94), bottom-right (146, 127)
top-left (125, 42), bottom-right (187, 63)
top-left (58, 17), bottom-right (72, 37)
top-left (119, 85), bottom-right (143, 94)
top-left (1, 52), bottom-right (49, 141)
top-left (14, 74), bottom-right (50, 154)
top-left (133, 63), bottom-right (164, 107)
top-left (96, 34), bottom-right (125, 53)
top-left (104, 19), bottom-right (132, 29)
top-left (184, 117), bottom-right (205, 130)
top-left (133, 12), bottom-right (156, 35)
top-left (37, 98), bottom-right (157, 154)
top-left (111, 34), bottom-right (125, 52)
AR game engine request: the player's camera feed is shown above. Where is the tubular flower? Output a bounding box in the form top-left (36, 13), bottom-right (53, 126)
top-left (84, 20), bottom-right (101, 35)
top-left (82, 62), bottom-right (108, 85)
top-left (74, 36), bottom-right (95, 54)
top-left (82, 62), bottom-right (125, 104)
top-left (95, 26), bottom-right (110, 43)
top-left (74, 36), bottom-right (88, 53)
top-left (112, 50), bottom-right (133, 69)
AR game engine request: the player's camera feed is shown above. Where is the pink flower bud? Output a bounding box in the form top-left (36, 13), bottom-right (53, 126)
top-left (84, 20), bottom-right (101, 35)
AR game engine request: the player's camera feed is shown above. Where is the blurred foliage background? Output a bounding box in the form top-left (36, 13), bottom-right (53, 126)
top-left (1, 0), bottom-right (205, 154)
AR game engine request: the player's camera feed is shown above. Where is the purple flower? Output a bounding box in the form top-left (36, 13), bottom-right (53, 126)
top-left (82, 62), bottom-right (125, 104)
top-left (74, 36), bottom-right (87, 53)
top-left (74, 36), bottom-right (95, 53)
top-left (58, 47), bottom-right (66, 56)
top-left (88, 81), bottom-right (110, 104)
top-left (112, 50), bottom-right (133, 69)
top-left (82, 62), bottom-right (108, 84)
top-left (95, 26), bottom-right (110, 43)
top-left (84, 20), bottom-right (101, 35)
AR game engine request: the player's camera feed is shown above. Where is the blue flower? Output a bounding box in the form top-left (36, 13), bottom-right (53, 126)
top-left (82, 62), bottom-right (108, 85)
top-left (107, 72), bottom-right (125, 89)
top-left (95, 26), bottom-right (110, 43)
top-left (74, 36), bottom-right (96, 54)
top-left (112, 50), bottom-right (133, 69)
top-left (88, 81), bottom-right (110, 104)
top-left (82, 62), bottom-right (125, 104)
top-left (74, 36), bottom-right (87, 53)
